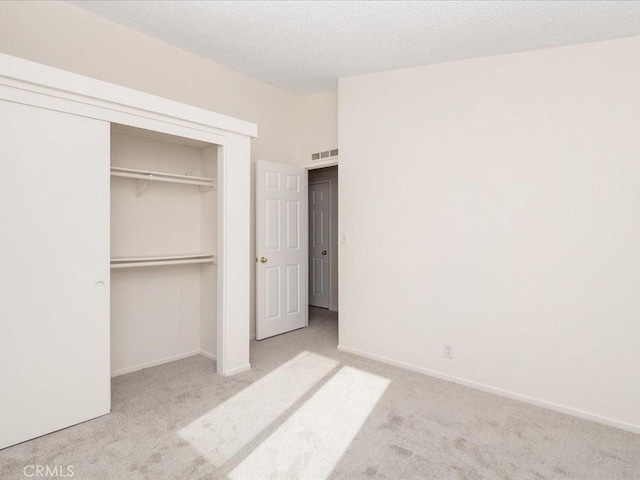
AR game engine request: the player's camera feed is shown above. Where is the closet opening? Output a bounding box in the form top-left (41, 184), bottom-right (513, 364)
top-left (109, 124), bottom-right (219, 377)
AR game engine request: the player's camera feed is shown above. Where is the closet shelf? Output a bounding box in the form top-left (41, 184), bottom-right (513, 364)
top-left (110, 253), bottom-right (216, 269)
top-left (111, 167), bottom-right (216, 196)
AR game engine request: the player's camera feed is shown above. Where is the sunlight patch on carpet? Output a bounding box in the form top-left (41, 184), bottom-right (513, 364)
top-left (228, 366), bottom-right (390, 480)
top-left (178, 351), bottom-right (339, 466)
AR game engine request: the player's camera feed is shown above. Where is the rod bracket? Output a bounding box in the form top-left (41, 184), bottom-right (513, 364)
top-left (136, 175), bottom-right (153, 197)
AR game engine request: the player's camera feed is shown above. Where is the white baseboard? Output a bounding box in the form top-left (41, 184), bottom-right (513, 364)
top-left (199, 350), bottom-right (217, 361)
top-left (224, 363), bottom-right (251, 377)
top-left (337, 344), bottom-right (640, 435)
top-left (111, 350), bottom-right (201, 377)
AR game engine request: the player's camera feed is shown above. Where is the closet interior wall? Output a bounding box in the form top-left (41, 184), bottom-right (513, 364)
top-left (110, 125), bottom-right (218, 376)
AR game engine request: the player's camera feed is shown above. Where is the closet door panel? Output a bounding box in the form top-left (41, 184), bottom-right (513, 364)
top-left (0, 101), bottom-right (110, 449)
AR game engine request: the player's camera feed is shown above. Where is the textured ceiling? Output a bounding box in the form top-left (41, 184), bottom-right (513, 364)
top-left (70, 1), bottom-right (640, 94)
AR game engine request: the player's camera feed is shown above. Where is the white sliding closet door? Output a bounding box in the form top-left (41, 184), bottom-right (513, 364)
top-left (0, 101), bottom-right (110, 449)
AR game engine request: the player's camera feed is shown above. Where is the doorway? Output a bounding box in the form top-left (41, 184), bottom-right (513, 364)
top-left (308, 166), bottom-right (338, 313)
top-left (255, 160), bottom-right (338, 341)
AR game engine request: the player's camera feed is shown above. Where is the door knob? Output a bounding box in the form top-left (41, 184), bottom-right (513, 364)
top-left (259, 257), bottom-right (268, 263)
top-left (322, 251), bottom-right (327, 255)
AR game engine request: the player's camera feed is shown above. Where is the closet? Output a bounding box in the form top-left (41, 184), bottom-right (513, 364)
top-left (0, 53), bottom-right (254, 449)
top-left (110, 125), bottom-right (218, 375)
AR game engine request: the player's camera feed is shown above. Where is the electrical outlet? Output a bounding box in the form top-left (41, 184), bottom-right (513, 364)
top-left (444, 344), bottom-right (453, 359)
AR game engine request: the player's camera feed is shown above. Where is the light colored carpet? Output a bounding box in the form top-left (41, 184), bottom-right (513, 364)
top-left (1, 307), bottom-right (639, 479)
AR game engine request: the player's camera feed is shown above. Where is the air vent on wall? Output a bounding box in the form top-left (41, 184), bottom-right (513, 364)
top-left (311, 148), bottom-right (338, 161)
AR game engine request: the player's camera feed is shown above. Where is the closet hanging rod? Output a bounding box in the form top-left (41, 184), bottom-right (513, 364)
top-left (110, 253), bottom-right (216, 269)
top-left (110, 166), bottom-right (216, 187)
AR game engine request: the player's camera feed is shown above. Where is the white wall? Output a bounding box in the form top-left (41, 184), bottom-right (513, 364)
top-left (308, 166), bottom-right (339, 312)
top-left (339, 36), bottom-right (640, 432)
top-left (295, 91), bottom-right (339, 162)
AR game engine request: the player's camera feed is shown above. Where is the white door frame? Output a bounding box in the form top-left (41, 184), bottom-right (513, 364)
top-left (304, 158), bottom-right (338, 170)
top-left (305, 158), bottom-right (338, 311)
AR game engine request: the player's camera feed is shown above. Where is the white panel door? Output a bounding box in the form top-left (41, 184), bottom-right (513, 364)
top-left (0, 101), bottom-right (110, 449)
top-left (256, 160), bottom-right (308, 340)
top-left (309, 182), bottom-right (330, 308)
